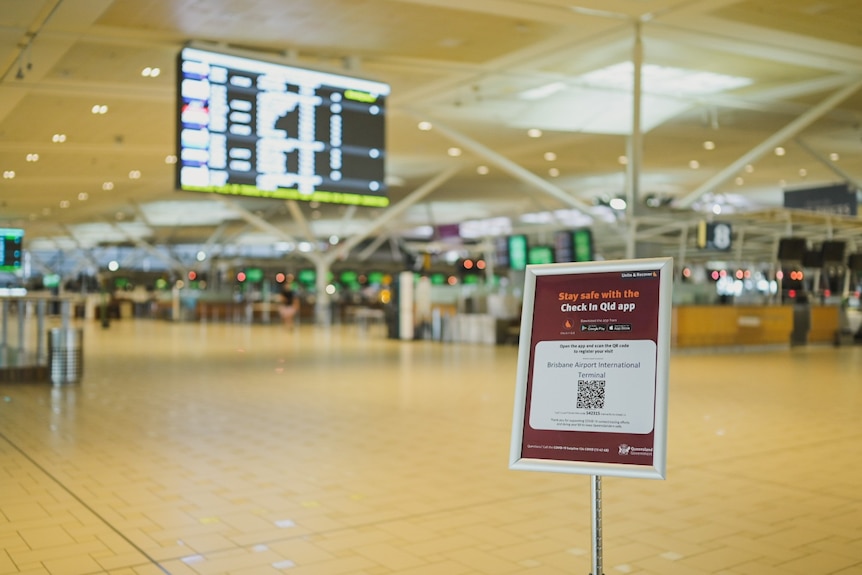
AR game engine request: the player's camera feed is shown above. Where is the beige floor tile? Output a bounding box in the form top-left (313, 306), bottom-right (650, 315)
top-left (0, 322), bottom-right (860, 575)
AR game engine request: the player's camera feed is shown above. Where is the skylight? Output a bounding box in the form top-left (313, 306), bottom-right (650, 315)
top-left (575, 62), bottom-right (752, 96)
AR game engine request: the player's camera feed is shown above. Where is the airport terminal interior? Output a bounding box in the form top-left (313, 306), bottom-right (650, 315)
top-left (2, 0), bottom-right (862, 574)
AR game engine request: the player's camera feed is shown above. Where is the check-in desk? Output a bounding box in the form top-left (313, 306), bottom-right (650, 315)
top-left (672, 305), bottom-right (842, 348)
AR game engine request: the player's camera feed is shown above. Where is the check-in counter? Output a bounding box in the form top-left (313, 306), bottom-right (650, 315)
top-left (808, 305), bottom-right (841, 344)
top-left (672, 305), bottom-right (843, 348)
top-left (672, 305), bottom-right (793, 348)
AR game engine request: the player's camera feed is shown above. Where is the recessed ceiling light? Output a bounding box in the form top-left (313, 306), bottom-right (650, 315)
top-left (830, 152), bottom-right (840, 162)
top-left (91, 104), bottom-right (108, 114)
top-left (548, 168), bottom-right (560, 177)
top-left (418, 121), bottom-right (433, 131)
top-left (447, 147), bottom-right (462, 157)
top-left (129, 170), bottom-right (141, 179)
top-left (744, 164), bottom-right (754, 173)
top-left (2, 170), bottom-right (14, 179)
top-left (703, 140), bottom-right (715, 151)
top-left (477, 165), bottom-right (489, 175)
top-left (799, 168), bottom-right (807, 177)
top-left (775, 146), bottom-right (786, 156)
top-left (59, 200), bottom-right (70, 208)
top-left (141, 67), bottom-right (161, 77)
top-left (527, 128), bottom-right (542, 138)
top-left (735, 177), bottom-right (744, 185)
top-left (712, 204), bottom-right (722, 215)
top-left (609, 198), bottom-right (627, 210)
top-left (25, 153), bottom-right (38, 162)
top-left (77, 192), bottom-right (88, 201)
top-left (618, 155), bottom-right (628, 165)
top-left (688, 160), bottom-right (700, 169)
top-left (102, 181), bottom-right (114, 190)
top-left (165, 155), bottom-right (177, 164)
top-left (52, 134), bottom-right (66, 143)
top-left (544, 152), bottom-right (557, 161)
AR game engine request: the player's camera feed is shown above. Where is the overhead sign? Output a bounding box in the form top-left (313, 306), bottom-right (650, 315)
top-left (697, 221), bottom-right (732, 251)
top-left (783, 183), bottom-right (857, 216)
top-left (509, 258), bottom-right (673, 480)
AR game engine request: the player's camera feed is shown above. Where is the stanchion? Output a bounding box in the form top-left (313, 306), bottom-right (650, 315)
top-left (591, 475), bottom-right (604, 575)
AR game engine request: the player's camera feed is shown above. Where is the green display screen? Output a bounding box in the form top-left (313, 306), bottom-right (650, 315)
top-left (574, 228), bottom-right (594, 262)
top-left (245, 268), bottom-right (264, 282)
top-left (528, 245), bottom-right (554, 265)
top-left (368, 271), bottom-right (384, 285)
top-left (0, 227), bottom-right (24, 272)
top-left (339, 270), bottom-right (358, 284)
top-left (43, 274), bottom-right (61, 288)
top-left (508, 235), bottom-right (528, 271)
top-left (430, 273), bottom-right (446, 285)
top-left (298, 269), bottom-right (316, 285)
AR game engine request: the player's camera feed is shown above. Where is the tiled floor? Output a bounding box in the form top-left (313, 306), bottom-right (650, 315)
top-left (1, 319), bottom-right (861, 575)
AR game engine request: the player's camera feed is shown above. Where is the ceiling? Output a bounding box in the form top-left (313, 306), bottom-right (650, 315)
top-left (2, 0), bottom-right (862, 274)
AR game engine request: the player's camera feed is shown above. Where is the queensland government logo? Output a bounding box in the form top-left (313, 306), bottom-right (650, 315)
top-left (618, 444), bottom-right (653, 456)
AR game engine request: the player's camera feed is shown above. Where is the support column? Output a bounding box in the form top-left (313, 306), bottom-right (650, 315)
top-left (314, 258), bottom-right (332, 326)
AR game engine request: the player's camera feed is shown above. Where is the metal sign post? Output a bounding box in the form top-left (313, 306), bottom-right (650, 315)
top-left (591, 475), bottom-right (603, 575)
top-left (509, 258), bottom-right (673, 574)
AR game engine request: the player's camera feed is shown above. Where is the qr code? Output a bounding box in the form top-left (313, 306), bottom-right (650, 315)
top-left (577, 380), bottom-right (606, 409)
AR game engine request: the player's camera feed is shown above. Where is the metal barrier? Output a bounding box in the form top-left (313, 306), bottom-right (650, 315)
top-left (0, 296), bottom-right (81, 383)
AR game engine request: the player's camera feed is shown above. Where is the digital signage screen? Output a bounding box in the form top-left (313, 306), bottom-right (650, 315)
top-left (508, 235), bottom-right (528, 271)
top-left (177, 46), bottom-right (391, 207)
top-left (0, 228), bottom-right (24, 272)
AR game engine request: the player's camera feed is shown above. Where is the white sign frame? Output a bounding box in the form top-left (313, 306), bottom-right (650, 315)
top-left (509, 257), bottom-right (673, 480)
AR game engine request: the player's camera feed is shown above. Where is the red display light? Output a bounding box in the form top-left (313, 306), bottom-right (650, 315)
top-left (463, 259), bottom-right (474, 270)
top-left (735, 270), bottom-right (744, 280)
top-left (237, 272), bottom-right (247, 282)
top-left (711, 270), bottom-right (720, 280)
top-left (776, 270), bottom-right (784, 280)
top-left (682, 267), bottom-right (692, 278)
top-left (476, 259), bottom-right (486, 270)
top-left (275, 273), bottom-right (286, 283)
top-left (788, 289), bottom-right (797, 298)
top-left (447, 275), bottom-right (458, 285)
top-left (188, 270), bottom-right (197, 281)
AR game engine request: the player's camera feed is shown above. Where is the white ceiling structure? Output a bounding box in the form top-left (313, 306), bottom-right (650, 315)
top-left (2, 0), bottom-right (862, 273)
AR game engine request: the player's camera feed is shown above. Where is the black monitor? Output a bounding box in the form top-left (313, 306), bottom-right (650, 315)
top-left (802, 250), bottom-right (824, 268)
top-left (848, 253), bottom-right (862, 272)
top-left (821, 240), bottom-right (846, 263)
top-left (777, 237), bottom-right (807, 261)
top-left (0, 228), bottom-right (24, 271)
top-left (176, 46), bottom-right (390, 207)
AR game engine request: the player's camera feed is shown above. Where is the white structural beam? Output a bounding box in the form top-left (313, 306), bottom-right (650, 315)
top-left (625, 20), bottom-right (643, 259)
top-left (675, 79), bottom-right (862, 209)
top-left (214, 196), bottom-right (299, 245)
top-left (326, 167), bottom-right (460, 265)
top-left (795, 138), bottom-right (862, 190)
top-left (286, 200), bottom-right (317, 245)
top-left (412, 114), bottom-right (596, 216)
top-left (357, 233), bottom-right (391, 262)
top-left (107, 223), bottom-right (186, 274)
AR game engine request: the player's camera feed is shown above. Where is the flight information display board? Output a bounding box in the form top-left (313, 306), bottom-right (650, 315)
top-left (177, 46), bottom-right (391, 207)
top-left (0, 228), bottom-right (23, 272)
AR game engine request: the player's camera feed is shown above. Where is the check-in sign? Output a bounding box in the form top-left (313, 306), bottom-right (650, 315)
top-left (509, 258), bottom-right (673, 479)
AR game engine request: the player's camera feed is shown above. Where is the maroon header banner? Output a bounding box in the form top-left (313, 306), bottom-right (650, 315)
top-left (509, 258), bottom-right (672, 480)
